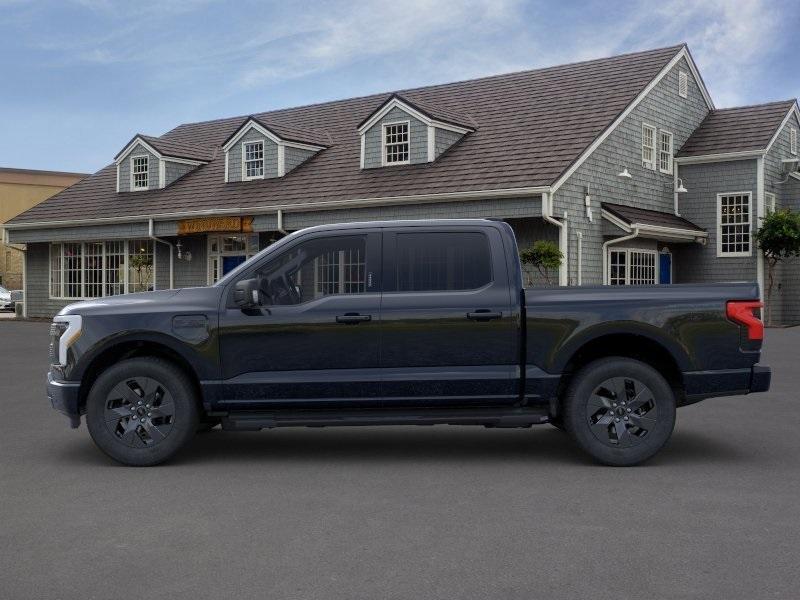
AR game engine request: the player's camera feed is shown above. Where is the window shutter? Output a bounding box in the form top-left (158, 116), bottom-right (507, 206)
top-left (678, 70), bottom-right (688, 98)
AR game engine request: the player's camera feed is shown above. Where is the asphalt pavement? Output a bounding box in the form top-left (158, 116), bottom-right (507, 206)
top-left (1, 320), bottom-right (798, 599)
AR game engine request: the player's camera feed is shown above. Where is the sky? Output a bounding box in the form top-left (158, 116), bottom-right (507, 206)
top-left (1, 0), bottom-right (798, 173)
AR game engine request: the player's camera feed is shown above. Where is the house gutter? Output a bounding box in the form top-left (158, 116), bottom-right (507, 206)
top-left (541, 192), bottom-right (568, 286)
top-left (602, 228), bottom-right (640, 285)
top-left (4, 186), bottom-right (552, 231)
top-left (148, 219), bottom-right (174, 289)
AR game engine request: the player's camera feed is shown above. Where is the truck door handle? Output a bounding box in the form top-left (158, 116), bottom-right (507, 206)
top-left (466, 310), bottom-right (502, 321)
top-left (336, 313), bottom-right (372, 324)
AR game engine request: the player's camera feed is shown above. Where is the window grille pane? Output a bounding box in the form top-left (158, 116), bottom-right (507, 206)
top-left (105, 241), bottom-right (126, 296)
top-left (659, 132), bottom-right (673, 173)
top-left (642, 125), bottom-right (655, 168)
top-left (128, 239), bottom-right (153, 293)
top-left (63, 243), bottom-right (83, 298)
top-left (132, 156), bottom-right (149, 189)
top-left (84, 242), bottom-right (103, 298)
top-left (384, 122), bottom-right (410, 164)
top-left (609, 250), bottom-right (626, 285)
top-left (395, 232), bottom-right (491, 292)
top-left (50, 244), bottom-right (62, 297)
top-left (719, 194), bottom-right (751, 254)
top-left (244, 141), bottom-right (264, 177)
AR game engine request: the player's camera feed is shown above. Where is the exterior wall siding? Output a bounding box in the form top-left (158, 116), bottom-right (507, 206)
top-left (671, 160), bottom-right (758, 284)
top-left (164, 161), bottom-right (195, 187)
top-left (226, 128), bottom-right (280, 182)
top-left (118, 143), bottom-right (159, 192)
top-left (765, 110), bottom-right (800, 324)
top-left (9, 222), bottom-right (151, 244)
top-left (24, 243), bottom-right (74, 318)
top-left (284, 146), bottom-right (317, 174)
top-left (363, 107), bottom-right (427, 168)
top-left (434, 128), bottom-right (463, 159)
top-left (554, 57), bottom-right (710, 286)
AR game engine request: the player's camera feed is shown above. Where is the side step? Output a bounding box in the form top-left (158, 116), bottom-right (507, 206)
top-left (221, 406), bottom-right (550, 431)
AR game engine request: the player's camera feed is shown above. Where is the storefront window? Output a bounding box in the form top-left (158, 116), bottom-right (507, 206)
top-left (49, 240), bottom-right (154, 299)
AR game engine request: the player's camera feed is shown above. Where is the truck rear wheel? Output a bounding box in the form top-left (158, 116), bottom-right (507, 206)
top-left (562, 357), bottom-right (676, 466)
top-left (85, 357), bottom-right (199, 466)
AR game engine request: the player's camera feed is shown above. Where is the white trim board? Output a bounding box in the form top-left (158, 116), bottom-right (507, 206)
top-left (675, 150), bottom-right (765, 165)
top-left (764, 103), bottom-right (800, 155)
top-left (222, 119), bottom-right (327, 153)
top-left (357, 96), bottom-right (474, 136)
top-left (551, 46), bottom-right (714, 194)
top-left (114, 135), bottom-right (207, 167)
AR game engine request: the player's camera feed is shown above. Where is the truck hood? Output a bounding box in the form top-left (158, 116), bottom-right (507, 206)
top-left (57, 286), bottom-right (223, 317)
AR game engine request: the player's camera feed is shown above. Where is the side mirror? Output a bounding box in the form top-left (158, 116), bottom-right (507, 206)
top-left (233, 278), bottom-right (261, 309)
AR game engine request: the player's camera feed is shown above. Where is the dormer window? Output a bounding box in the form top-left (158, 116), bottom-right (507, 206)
top-left (132, 156), bottom-right (149, 190)
top-left (357, 94), bottom-right (474, 169)
top-left (243, 141), bottom-right (265, 179)
top-left (383, 122), bottom-right (410, 165)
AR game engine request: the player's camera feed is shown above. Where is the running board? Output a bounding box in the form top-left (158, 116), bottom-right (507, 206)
top-left (221, 407), bottom-right (550, 431)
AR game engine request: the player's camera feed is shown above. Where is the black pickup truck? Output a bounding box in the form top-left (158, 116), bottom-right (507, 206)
top-left (47, 219), bottom-right (770, 466)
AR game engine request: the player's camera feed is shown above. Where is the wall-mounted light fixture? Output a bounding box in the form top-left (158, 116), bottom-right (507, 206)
top-left (675, 178), bottom-right (688, 193)
top-left (617, 166), bottom-right (632, 179)
top-left (175, 240), bottom-right (192, 262)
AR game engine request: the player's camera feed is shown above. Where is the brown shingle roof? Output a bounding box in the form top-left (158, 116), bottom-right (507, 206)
top-left (356, 93), bottom-right (476, 130)
top-left (603, 202), bottom-right (705, 232)
top-left (221, 117), bottom-right (331, 148)
top-left (11, 45), bottom-right (685, 225)
top-left (113, 134), bottom-right (216, 162)
top-left (677, 100), bottom-right (797, 157)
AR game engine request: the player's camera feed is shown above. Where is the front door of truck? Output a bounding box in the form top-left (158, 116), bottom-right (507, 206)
top-left (378, 226), bottom-right (518, 406)
top-left (217, 230), bottom-right (382, 409)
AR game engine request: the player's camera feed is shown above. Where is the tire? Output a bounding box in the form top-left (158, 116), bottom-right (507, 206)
top-left (86, 357), bottom-right (199, 466)
top-left (562, 357), bottom-right (676, 466)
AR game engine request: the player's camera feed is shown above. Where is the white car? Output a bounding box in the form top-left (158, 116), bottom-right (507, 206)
top-left (0, 285), bottom-right (14, 311)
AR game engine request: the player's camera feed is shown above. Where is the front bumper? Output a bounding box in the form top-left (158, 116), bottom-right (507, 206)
top-left (47, 372), bottom-right (81, 428)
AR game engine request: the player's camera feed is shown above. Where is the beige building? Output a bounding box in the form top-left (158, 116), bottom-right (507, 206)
top-left (0, 168), bottom-right (86, 289)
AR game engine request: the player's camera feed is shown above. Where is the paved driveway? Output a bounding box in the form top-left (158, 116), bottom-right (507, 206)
top-left (1, 321), bottom-right (798, 599)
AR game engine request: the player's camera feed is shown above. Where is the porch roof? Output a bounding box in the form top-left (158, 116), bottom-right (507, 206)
top-left (602, 202), bottom-right (707, 242)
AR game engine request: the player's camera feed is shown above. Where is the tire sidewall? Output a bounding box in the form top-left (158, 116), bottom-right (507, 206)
top-left (564, 357), bottom-right (676, 466)
top-left (86, 358), bottom-right (199, 466)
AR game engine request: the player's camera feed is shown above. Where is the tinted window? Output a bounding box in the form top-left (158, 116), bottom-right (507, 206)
top-left (255, 235), bottom-right (368, 305)
top-left (395, 232), bottom-right (491, 292)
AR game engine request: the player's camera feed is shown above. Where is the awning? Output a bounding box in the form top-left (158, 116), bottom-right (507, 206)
top-left (601, 203), bottom-right (707, 243)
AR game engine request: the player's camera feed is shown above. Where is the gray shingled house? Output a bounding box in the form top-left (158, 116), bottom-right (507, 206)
top-left (5, 44), bottom-right (800, 323)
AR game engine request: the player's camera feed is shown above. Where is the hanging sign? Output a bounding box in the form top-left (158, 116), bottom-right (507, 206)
top-left (177, 216), bottom-right (254, 235)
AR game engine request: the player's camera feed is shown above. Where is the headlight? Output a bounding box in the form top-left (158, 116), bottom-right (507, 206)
top-left (50, 315), bottom-right (82, 366)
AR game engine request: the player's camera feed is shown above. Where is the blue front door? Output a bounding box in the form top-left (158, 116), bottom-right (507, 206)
top-left (659, 253), bottom-right (672, 284)
top-left (222, 255), bottom-right (247, 275)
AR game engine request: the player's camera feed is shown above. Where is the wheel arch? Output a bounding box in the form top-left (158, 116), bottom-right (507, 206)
top-left (553, 329), bottom-right (688, 409)
top-left (77, 334), bottom-right (203, 413)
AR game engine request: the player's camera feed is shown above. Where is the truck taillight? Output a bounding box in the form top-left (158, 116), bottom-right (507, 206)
top-left (726, 301), bottom-right (764, 341)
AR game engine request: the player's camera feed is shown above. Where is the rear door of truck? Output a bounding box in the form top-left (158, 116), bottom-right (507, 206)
top-left (378, 224), bottom-right (518, 407)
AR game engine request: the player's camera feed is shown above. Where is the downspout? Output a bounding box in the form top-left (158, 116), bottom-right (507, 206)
top-left (148, 219), bottom-right (174, 289)
top-left (673, 164), bottom-right (681, 216)
top-left (576, 231), bottom-right (583, 286)
top-left (541, 192), bottom-right (568, 286)
top-left (602, 228), bottom-right (640, 285)
top-left (276, 209), bottom-right (287, 235)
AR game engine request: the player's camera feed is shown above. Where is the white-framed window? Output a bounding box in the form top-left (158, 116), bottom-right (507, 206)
top-left (207, 233), bottom-right (260, 284)
top-left (131, 156), bottom-right (149, 190)
top-left (678, 70), bottom-right (688, 99)
top-left (717, 192), bottom-right (752, 257)
top-left (243, 141), bottom-right (265, 179)
top-left (659, 130), bottom-right (674, 174)
top-left (49, 240), bottom-right (154, 299)
top-left (383, 121), bottom-right (410, 165)
top-left (790, 127), bottom-right (797, 155)
top-left (766, 192), bottom-right (777, 213)
top-left (642, 123), bottom-right (656, 170)
top-left (608, 249), bottom-right (657, 286)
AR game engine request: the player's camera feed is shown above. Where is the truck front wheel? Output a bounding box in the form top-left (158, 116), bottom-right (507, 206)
top-left (85, 357), bottom-right (199, 466)
top-left (562, 357), bottom-right (676, 466)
